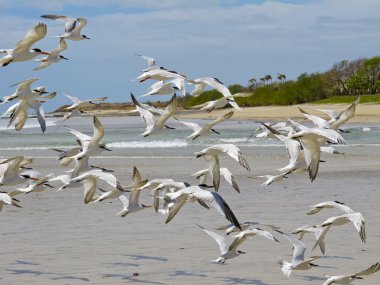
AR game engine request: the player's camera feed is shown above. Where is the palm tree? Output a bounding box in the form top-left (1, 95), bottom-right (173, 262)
top-left (248, 78), bottom-right (257, 90)
top-left (265, 74), bottom-right (272, 84)
top-left (277, 73), bottom-right (286, 83)
top-left (259, 76), bottom-right (267, 86)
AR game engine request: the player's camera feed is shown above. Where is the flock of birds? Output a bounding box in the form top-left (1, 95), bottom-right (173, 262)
top-left (0, 15), bottom-right (379, 284)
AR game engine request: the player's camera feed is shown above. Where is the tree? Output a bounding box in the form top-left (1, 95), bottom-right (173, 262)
top-left (277, 73), bottom-right (286, 83)
top-left (248, 78), bottom-right (257, 90)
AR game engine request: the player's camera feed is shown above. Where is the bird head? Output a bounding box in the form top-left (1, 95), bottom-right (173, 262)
top-left (31, 48), bottom-right (50, 55)
top-left (237, 250), bottom-right (246, 254)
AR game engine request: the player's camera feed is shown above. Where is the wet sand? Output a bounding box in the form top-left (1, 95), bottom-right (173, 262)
top-left (1, 145), bottom-right (379, 284)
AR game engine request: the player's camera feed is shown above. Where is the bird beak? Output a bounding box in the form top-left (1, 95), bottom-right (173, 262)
top-left (62, 56), bottom-right (69, 60)
top-left (41, 52), bottom-right (51, 55)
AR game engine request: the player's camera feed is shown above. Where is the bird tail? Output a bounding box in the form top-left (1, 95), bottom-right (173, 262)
top-left (280, 260), bottom-right (293, 278)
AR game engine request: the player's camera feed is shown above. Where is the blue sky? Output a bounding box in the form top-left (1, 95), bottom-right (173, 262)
top-left (1, 0), bottom-right (380, 111)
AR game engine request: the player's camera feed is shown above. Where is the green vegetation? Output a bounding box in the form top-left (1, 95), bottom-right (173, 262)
top-left (181, 55), bottom-right (380, 107)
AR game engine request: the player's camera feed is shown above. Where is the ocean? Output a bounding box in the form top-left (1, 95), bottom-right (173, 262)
top-left (0, 116), bottom-right (379, 159)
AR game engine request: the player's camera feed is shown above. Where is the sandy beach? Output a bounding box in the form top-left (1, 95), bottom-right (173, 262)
top-left (79, 103), bottom-right (380, 124)
top-left (0, 124), bottom-right (379, 284)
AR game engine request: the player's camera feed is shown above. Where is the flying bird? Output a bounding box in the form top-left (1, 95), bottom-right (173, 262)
top-left (33, 38), bottom-right (68, 70)
top-left (0, 23), bottom-right (49, 67)
top-left (41, 15), bottom-right (90, 41)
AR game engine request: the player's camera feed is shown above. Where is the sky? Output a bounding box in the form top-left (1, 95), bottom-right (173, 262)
top-left (1, 0), bottom-right (380, 111)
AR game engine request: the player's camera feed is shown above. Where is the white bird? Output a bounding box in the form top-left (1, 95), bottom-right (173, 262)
top-left (292, 225), bottom-right (326, 254)
top-left (139, 79), bottom-right (181, 98)
top-left (0, 192), bottom-right (22, 212)
top-left (64, 93), bottom-right (108, 111)
top-left (180, 111), bottom-right (234, 140)
top-left (216, 221), bottom-right (279, 235)
top-left (115, 167), bottom-right (152, 216)
top-left (307, 201), bottom-right (354, 215)
top-left (41, 15), bottom-right (90, 41)
top-left (192, 167), bottom-right (240, 193)
top-left (275, 229), bottom-right (320, 278)
top-left (136, 68), bottom-right (185, 83)
top-left (132, 94), bottom-right (178, 137)
top-left (313, 212), bottom-right (366, 252)
top-left (322, 262), bottom-right (380, 285)
top-left (198, 224), bottom-right (278, 264)
top-left (0, 22), bottom-right (49, 67)
top-left (70, 169), bottom-right (121, 204)
top-left (188, 92), bottom-right (251, 112)
top-left (0, 156), bottom-right (38, 186)
top-left (33, 38), bottom-right (68, 70)
top-left (93, 166), bottom-right (146, 203)
top-left (66, 116), bottom-right (111, 160)
top-left (194, 144), bottom-right (250, 191)
top-left (253, 173), bottom-right (288, 186)
top-left (164, 185), bottom-right (241, 229)
top-left (9, 173), bottom-right (54, 197)
top-left (1, 78), bottom-right (48, 105)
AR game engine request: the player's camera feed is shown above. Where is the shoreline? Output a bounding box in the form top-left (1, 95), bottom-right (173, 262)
top-left (51, 103), bottom-right (380, 123)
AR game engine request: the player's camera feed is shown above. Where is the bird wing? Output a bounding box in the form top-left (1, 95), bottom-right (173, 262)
top-left (41, 15), bottom-right (77, 33)
top-left (194, 190), bottom-right (241, 230)
top-left (35, 103), bottom-right (46, 133)
top-left (155, 94), bottom-right (177, 128)
top-left (216, 144), bottom-right (251, 171)
top-left (131, 94), bottom-right (156, 129)
top-left (64, 93), bottom-right (83, 105)
top-left (347, 213), bottom-right (366, 243)
top-left (276, 230), bottom-right (306, 263)
top-left (135, 54), bottom-right (156, 68)
top-left (82, 177), bottom-right (97, 204)
top-left (165, 195), bottom-right (188, 224)
top-left (50, 38), bottom-right (67, 56)
top-left (298, 107), bottom-right (329, 128)
top-left (353, 262), bottom-right (380, 276)
top-left (294, 134), bottom-right (321, 182)
top-left (197, 224), bottom-right (228, 254)
top-left (331, 96), bottom-right (360, 130)
top-left (180, 120), bottom-right (202, 132)
top-left (11, 78), bottom-right (38, 93)
top-left (90, 116), bottom-right (105, 144)
top-left (203, 155), bottom-right (220, 191)
top-left (220, 168), bottom-right (240, 193)
top-left (117, 195), bottom-right (129, 207)
top-left (74, 18), bottom-right (87, 33)
top-left (14, 23), bottom-right (47, 53)
top-left (205, 110), bottom-right (234, 129)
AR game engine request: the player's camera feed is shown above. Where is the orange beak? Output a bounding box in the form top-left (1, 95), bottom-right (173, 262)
top-left (41, 52), bottom-right (51, 55)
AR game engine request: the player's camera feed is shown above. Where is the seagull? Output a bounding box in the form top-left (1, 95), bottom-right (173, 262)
top-left (41, 15), bottom-right (90, 41)
top-left (198, 224), bottom-right (278, 264)
top-left (93, 166), bottom-right (146, 203)
top-left (313, 212), bottom-right (366, 252)
top-left (307, 201), bottom-right (354, 215)
top-left (0, 192), bottom-right (22, 212)
top-left (0, 22), bottom-right (49, 67)
top-left (216, 221), bottom-right (279, 235)
top-left (1, 78), bottom-right (48, 105)
top-left (275, 229), bottom-right (320, 278)
top-left (70, 169), bottom-right (121, 204)
top-left (322, 262), bottom-right (380, 285)
top-left (164, 184), bottom-right (241, 229)
top-left (194, 144), bottom-right (250, 191)
top-left (187, 93), bottom-right (251, 112)
top-left (33, 38), bottom-right (68, 70)
top-left (66, 116), bottom-right (111, 160)
top-left (51, 147), bottom-right (81, 167)
top-left (62, 93), bottom-right (107, 120)
top-left (64, 93), bottom-right (108, 111)
top-left (5, 93), bottom-right (56, 133)
top-left (292, 225), bottom-right (326, 254)
top-left (180, 111), bottom-right (234, 140)
top-left (252, 173), bottom-right (288, 186)
top-left (132, 93), bottom-right (178, 137)
top-left (115, 167), bottom-right (152, 217)
top-left (192, 167), bottom-right (240, 193)
top-left (9, 173), bottom-right (54, 196)
top-left (139, 79), bottom-right (181, 98)
top-left (0, 156), bottom-right (38, 186)
top-left (136, 68), bottom-right (185, 83)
